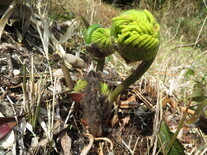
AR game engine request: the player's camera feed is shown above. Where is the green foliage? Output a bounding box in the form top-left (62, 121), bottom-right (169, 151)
top-left (186, 99), bottom-right (207, 125)
top-left (84, 24), bottom-right (115, 59)
top-left (159, 122), bottom-right (185, 155)
top-left (84, 24), bottom-right (102, 44)
top-left (111, 9), bottom-right (160, 62)
top-left (193, 75), bottom-right (207, 89)
top-left (91, 28), bottom-right (111, 49)
top-left (81, 16), bottom-right (90, 29)
top-left (74, 80), bottom-right (109, 96)
top-left (100, 82), bottom-right (109, 96)
top-left (74, 80), bottom-right (88, 93)
top-left (184, 69), bottom-right (195, 78)
top-left (184, 63), bottom-right (207, 93)
top-left (189, 87), bottom-right (206, 102)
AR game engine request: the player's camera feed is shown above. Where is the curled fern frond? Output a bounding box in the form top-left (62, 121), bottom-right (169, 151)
top-left (91, 28), bottom-right (111, 49)
top-left (84, 25), bottom-right (115, 58)
top-left (111, 9), bottom-right (160, 63)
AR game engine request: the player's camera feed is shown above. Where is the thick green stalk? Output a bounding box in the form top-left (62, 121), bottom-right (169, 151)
top-left (96, 58), bottom-right (105, 72)
top-left (109, 58), bottom-right (155, 104)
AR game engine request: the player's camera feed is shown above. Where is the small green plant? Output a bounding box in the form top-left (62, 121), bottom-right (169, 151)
top-left (81, 9), bottom-right (160, 135)
top-left (84, 24), bottom-right (115, 71)
top-left (109, 9), bottom-right (160, 104)
top-left (159, 87), bottom-right (207, 155)
top-left (83, 8), bottom-right (160, 113)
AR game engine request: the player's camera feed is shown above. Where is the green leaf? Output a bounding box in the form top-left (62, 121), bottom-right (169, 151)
top-left (185, 69), bottom-right (195, 76)
top-left (159, 121), bottom-right (185, 155)
top-left (74, 80), bottom-right (88, 93)
top-left (189, 88), bottom-right (206, 102)
top-left (80, 16), bottom-right (90, 29)
top-left (185, 99), bottom-right (207, 125)
top-left (100, 82), bottom-right (109, 96)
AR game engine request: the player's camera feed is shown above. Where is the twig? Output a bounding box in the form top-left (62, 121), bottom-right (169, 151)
top-left (22, 59), bottom-right (29, 112)
top-left (94, 137), bottom-right (114, 151)
top-left (7, 50), bottom-right (14, 77)
top-left (122, 139), bottom-right (134, 154)
top-left (60, 64), bottom-right (73, 89)
top-left (193, 16), bottom-right (207, 48)
top-left (32, 79), bottom-right (44, 128)
top-left (132, 137), bottom-right (140, 152)
top-left (174, 34), bottom-right (206, 49)
top-left (0, 87), bottom-right (17, 115)
top-left (80, 133), bottom-right (94, 155)
top-left (64, 101), bottom-right (75, 124)
top-left (133, 89), bottom-right (154, 109)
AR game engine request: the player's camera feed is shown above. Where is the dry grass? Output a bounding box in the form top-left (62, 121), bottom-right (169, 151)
top-left (0, 0), bottom-right (207, 154)
top-left (50, 0), bottom-right (120, 26)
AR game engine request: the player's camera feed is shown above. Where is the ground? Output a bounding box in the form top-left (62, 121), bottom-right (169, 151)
top-left (0, 0), bottom-right (207, 154)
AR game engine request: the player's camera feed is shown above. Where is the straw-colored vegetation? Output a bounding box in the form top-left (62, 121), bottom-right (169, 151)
top-left (0, 0), bottom-right (206, 154)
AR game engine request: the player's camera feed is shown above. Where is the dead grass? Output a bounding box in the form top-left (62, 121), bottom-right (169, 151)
top-left (0, 0), bottom-right (207, 154)
top-left (50, 0), bottom-right (120, 26)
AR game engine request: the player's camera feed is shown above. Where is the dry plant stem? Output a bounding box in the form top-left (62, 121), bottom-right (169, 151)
top-left (22, 60), bottom-right (29, 112)
top-left (60, 64), bottom-right (73, 89)
top-left (64, 101), bottom-right (75, 124)
top-left (32, 79), bottom-right (43, 128)
top-left (180, 106), bottom-right (195, 115)
top-left (133, 89), bottom-right (153, 109)
top-left (81, 133), bottom-right (94, 155)
top-left (185, 99), bottom-right (207, 125)
top-left (122, 139), bottom-right (134, 154)
top-left (200, 146), bottom-right (207, 155)
top-left (94, 137), bottom-right (114, 151)
top-left (30, 56), bottom-right (35, 121)
top-left (133, 137), bottom-right (140, 153)
top-left (164, 99), bottom-right (192, 155)
top-left (152, 91), bottom-right (162, 155)
top-left (22, 60), bottom-right (27, 92)
top-left (109, 58), bottom-right (155, 104)
top-left (0, 0), bottom-right (19, 39)
top-left (193, 16), bottom-right (207, 48)
top-left (0, 87), bottom-right (16, 115)
top-left (96, 58), bottom-right (105, 72)
top-left (7, 51), bottom-right (14, 77)
top-left (30, 56), bottom-right (36, 127)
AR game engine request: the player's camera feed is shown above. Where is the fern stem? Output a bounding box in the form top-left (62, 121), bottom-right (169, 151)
top-left (96, 58), bottom-right (105, 72)
top-left (109, 58), bottom-right (155, 104)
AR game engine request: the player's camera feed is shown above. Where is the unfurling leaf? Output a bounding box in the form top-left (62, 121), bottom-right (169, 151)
top-left (111, 9), bottom-right (160, 63)
top-left (100, 82), bottom-right (109, 96)
top-left (74, 80), bottom-right (88, 93)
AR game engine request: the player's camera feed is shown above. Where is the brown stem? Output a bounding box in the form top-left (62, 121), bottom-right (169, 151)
top-left (60, 64), bottom-right (73, 90)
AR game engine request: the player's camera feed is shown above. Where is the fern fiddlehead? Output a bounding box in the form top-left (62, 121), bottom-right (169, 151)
top-left (109, 9), bottom-right (160, 104)
top-left (84, 24), bottom-right (115, 71)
